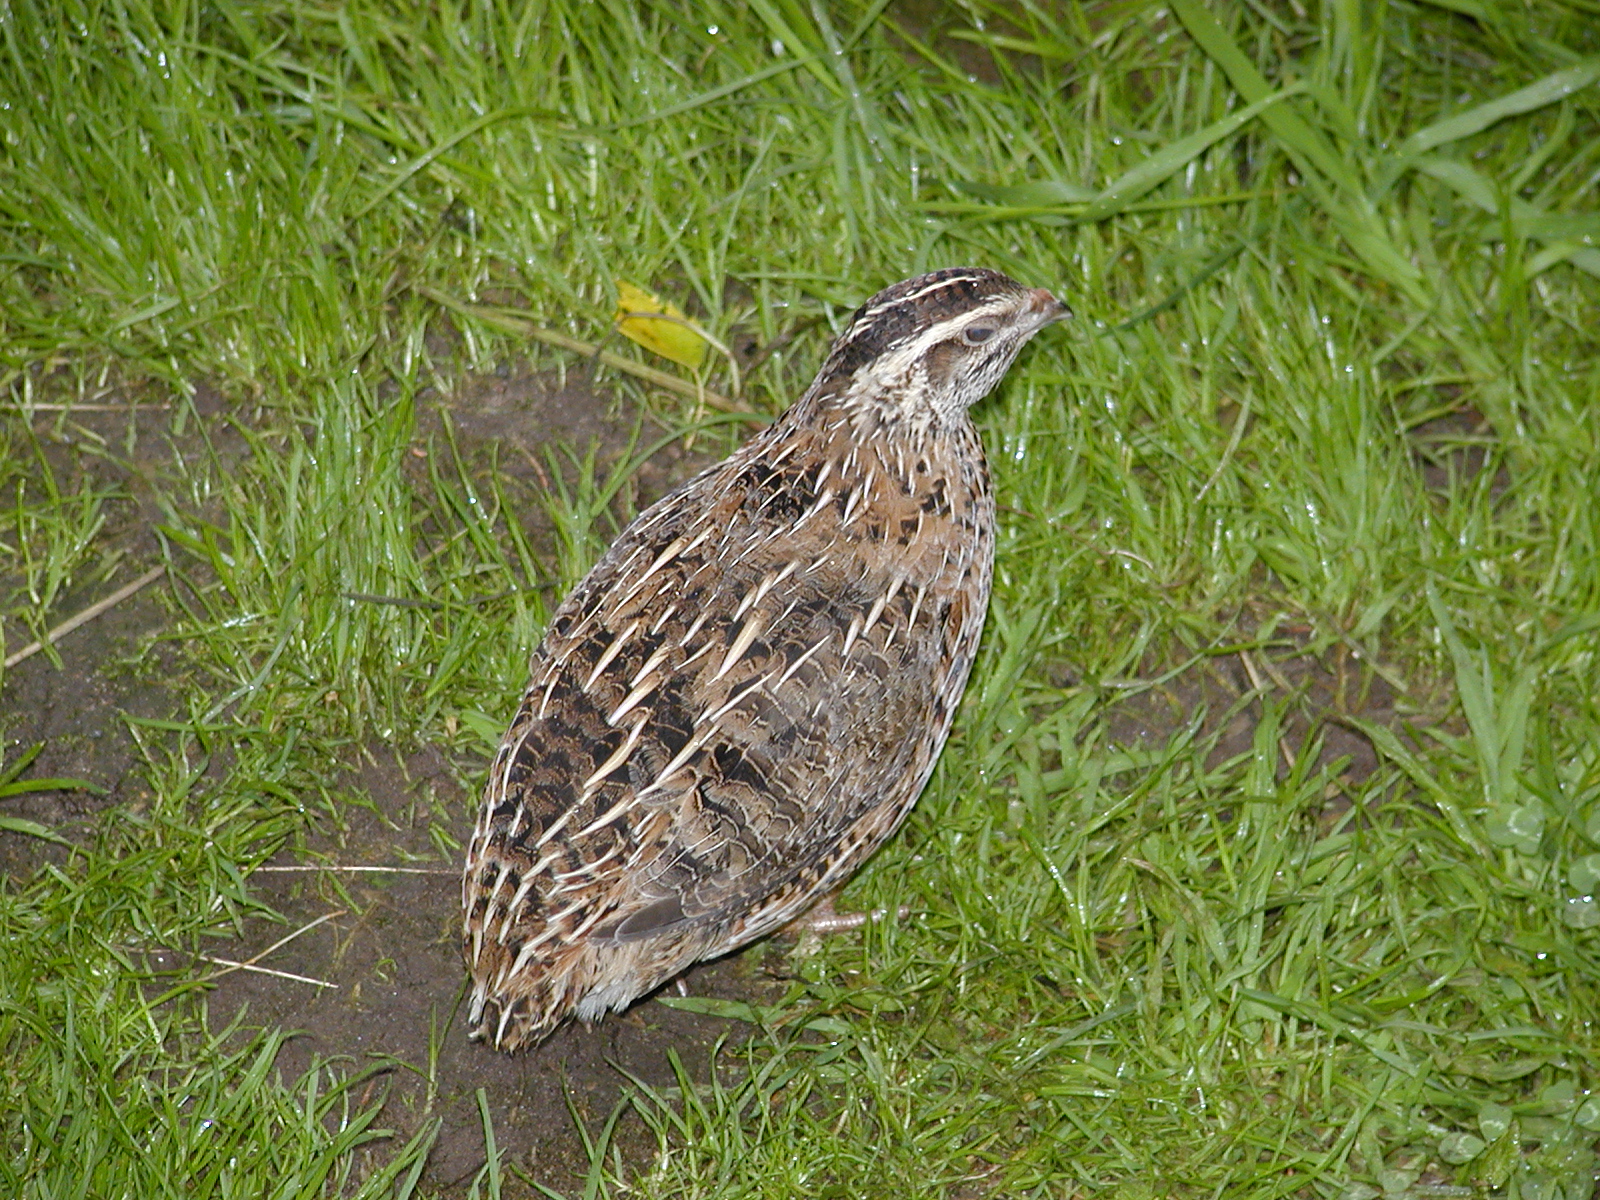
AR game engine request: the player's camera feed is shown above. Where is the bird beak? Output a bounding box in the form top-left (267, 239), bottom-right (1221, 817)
top-left (1028, 287), bottom-right (1071, 327)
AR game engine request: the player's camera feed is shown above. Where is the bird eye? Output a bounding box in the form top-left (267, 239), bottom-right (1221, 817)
top-left (962, 325), bottom-right (995, 345)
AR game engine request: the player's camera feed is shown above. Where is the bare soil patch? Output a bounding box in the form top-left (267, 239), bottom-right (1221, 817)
top-left (197, 742), bottom-right (776, 1195)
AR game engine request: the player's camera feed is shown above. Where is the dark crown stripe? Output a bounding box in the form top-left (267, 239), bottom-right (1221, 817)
top-left (853, 267), bottom-right (1017, 326)
top-left (824, 268), bottom-right (1025, 381)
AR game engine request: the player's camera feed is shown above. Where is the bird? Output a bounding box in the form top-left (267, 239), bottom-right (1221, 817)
top-left (461, 267), bottom-right (1068, 1051)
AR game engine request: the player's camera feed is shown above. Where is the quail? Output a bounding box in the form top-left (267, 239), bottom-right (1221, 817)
top-left (462, 267), bottom-right (1067, 1050)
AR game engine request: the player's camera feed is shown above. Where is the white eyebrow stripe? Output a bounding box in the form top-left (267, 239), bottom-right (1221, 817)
top-left (853, 290), bottom-right (1014, 356)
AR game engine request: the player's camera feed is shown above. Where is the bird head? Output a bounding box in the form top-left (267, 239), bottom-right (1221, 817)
top-left (808, 267), bottom-right (1068, 428)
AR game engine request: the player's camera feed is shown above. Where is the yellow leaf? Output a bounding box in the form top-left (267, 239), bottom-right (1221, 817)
top-left (614, 280), bottom-right (708, 370)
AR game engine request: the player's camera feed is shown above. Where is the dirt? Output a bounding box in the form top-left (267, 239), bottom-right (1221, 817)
top-left (1, 363), bottom-right (753, 1195)
top-left (194, 741), bottom-right (777, 1194)
top-left (0, 385), bottom-right (194, 873)
top-left (1, 361), bottom-right (1447, 1194)
top-left (1092, 614), bottom-right (1404, 791)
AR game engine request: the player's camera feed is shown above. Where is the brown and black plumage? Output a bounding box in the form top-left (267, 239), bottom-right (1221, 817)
top-left (462, 268), bottom-right (1067, 1051)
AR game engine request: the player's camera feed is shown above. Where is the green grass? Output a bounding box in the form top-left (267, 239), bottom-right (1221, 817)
top-left (3, 1), bottom-right (1600, 1196)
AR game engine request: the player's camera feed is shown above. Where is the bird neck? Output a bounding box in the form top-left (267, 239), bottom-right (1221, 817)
top-left (750, 389), bottom-right (990, 532)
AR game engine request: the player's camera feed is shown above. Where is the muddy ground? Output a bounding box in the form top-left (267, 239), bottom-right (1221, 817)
top-left (1, 363), bottom-right (1447, 1194)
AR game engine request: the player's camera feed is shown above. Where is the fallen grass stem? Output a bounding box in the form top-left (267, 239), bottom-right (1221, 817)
top-left (415, 286), bottom-right (745, 413)
top-left (194, 909), bottom-right (347, 989)
top-left (5, 564), bottom-right (166, 668)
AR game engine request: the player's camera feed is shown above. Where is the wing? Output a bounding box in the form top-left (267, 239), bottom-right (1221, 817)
top-left (469, 430), bottom-right (988, 960)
